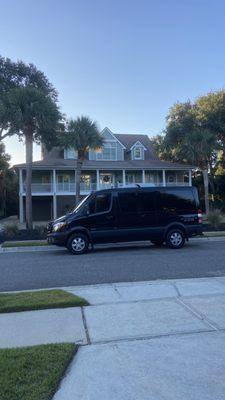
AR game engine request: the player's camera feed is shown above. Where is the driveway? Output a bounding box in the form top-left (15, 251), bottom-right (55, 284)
top-left (0, 239), bottom-right (225, 292)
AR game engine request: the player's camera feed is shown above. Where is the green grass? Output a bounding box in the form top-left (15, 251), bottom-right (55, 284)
top-left (0, 343), bottom-right (76, 400)
top-left (0, 289), bottom-right (89, 313)
top-left (203, 231), bottom-right (225, 237)
top-left (2, 240), bottom-right (48, 248)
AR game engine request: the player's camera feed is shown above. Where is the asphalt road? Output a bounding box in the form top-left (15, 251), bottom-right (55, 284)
top-left (1, 239), bottom-right (225, 292)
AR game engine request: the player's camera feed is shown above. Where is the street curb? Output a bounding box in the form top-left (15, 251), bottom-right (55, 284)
top-left (1, 275), bottom-right (225, 295)
top-left (1, 236), bottom-right (225, 253)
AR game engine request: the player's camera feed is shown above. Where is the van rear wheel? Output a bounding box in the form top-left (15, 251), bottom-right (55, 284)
top-left (67, 233), bottom-right (89, 255)
top-left (166, 229), bottom-right (185, 249)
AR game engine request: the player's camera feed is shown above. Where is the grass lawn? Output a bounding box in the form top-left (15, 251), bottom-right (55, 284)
top-left (0, 289), bottom-right (89, 313)
top-left (0, 343), bottom-right (76, 400)
top-left (203, 231), bottom-right (225, 237)
top-left (1, 240), bottom-right (48, 248)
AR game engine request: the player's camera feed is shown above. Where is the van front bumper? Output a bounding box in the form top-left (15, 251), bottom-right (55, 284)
top-left (47, 232), bottom-right (68, 246)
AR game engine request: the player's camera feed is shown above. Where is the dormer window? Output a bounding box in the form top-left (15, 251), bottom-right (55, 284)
top-left (131, 141), bottom-right (146, 160)
top-left (64, 148), bottom-right (77, 159)
top-left (134, 146), bottom-right (142, 160)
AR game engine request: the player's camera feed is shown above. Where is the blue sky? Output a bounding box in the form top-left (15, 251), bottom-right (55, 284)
top-left (1, 0), bottom-right (225, 164)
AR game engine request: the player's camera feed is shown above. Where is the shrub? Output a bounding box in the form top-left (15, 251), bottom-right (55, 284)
top-left (4, 224), bottom-right (19, 239)
top-left (33, 225), bottom-right (47, 238)
top-left (207, 209), bottom-right (224, 229)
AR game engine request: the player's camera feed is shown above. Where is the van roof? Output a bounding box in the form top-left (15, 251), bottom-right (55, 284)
top-left (93, 186), bottom-right (194, 194)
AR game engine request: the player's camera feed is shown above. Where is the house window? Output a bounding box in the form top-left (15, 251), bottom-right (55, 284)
top-left (96, 142), bottom-right (117, 160)
top-left (132, 146), bottom-right (144, 160)
top-left (64, 148), bottom-right (76, 159)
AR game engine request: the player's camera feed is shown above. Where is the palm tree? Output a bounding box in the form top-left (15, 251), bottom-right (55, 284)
top-left (61, 116), bottom-right (103, 205)
top-left (180, 129), bottom-right (216, 214)
top-left (6, 86), bottom-right (60, 229)
top-left (0, 56), bottom-right (60, 229)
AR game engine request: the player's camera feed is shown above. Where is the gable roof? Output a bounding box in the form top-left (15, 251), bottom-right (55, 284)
top-left (114, 133), bottom-right (157, 160)
top-left (101, 127), bottom-right (126, 149)
top-left (130, 140), bottom-right (147, 151)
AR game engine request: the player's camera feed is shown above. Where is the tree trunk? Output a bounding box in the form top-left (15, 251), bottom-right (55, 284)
top-left (75, 160), bottom-right (82, 206)
top-left (209, 163), bottom-right (215, 197)
top-left (202, 169), bottom-right (209, 215)
top-left (25, 133), bottom-right (33, 229)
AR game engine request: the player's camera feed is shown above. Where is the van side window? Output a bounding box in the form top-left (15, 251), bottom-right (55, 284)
top-left (118, 192), bottom-right (137, 213)
top-left (89, 193), bottom-right (111, 214)
top-left (159, 189), bottom-right (195, 210)
top-left (138, 191), bottom-right (156, 212)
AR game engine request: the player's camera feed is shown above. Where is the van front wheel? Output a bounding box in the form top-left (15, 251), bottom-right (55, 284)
top-left (166, 229), bottom-right (185, 249)
top-left (67, 233), bottom-right (89, 255)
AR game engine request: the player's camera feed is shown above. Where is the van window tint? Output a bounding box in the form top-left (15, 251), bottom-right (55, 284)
top-left (159, 189), bottom-right (195, 210)
top-left (118, 192), bottom-right (137, 213)
top-left (89, 193), bottom-right (111, 214)
top-left (138, 191), bottom-right (156, 212)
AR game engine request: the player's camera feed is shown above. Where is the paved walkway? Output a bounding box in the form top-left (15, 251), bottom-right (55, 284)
top-left (1, 277), bottom-right (225, 399)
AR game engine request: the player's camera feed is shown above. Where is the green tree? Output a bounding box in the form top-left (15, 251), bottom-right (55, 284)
top-left (0, 57), bottom-right (60, 229)
top-left (0, 142), bottom-right (18, 217)
top-left (60, 116), bottom-right (103, 205)
top-left (164, 100), bottom-right (218, 214)
top-left (151, 134), bottom-right (174, 161)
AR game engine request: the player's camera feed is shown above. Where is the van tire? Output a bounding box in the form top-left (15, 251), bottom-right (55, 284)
top-left (166, 229), bottom-right (185, 249)
top-left (67, 233), bottom-right (89, 255)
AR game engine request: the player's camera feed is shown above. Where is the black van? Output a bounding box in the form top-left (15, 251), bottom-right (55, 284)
top-left (47, 186), bottom-right (202, 254)
top-left (47, 186), bottom-right (203, 254)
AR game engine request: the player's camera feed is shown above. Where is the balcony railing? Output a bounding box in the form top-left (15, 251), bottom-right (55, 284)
top-left (22, 180), bottom-right (190, 194)
top-left (23, 183), bottom-right (53, 193)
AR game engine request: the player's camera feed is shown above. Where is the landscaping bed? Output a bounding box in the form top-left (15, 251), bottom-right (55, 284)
top-left (0, 227), bottom-right (47, 243)
top-left (203, 223), bottom-right (225, 232)
top-left (0, 343), bottom-right (76, 400)
top-left (0, 289), bottom-right (89, 313)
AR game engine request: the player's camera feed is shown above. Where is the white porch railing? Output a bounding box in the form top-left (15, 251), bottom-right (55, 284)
top-left (23, 183), bottom-right (53, 193)
top-left (23, 180), bottom-right (190, 194)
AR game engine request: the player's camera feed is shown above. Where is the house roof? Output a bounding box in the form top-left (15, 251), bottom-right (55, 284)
top-left (14, 158), bottom-right (194, 170)
top-left (114, 134), bottom-right (156, 159)
top-left (13, 128), bottom-right (194, 170)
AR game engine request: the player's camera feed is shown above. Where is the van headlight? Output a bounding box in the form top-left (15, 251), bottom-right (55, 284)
top-left (52, 222), bottom-right (66, 232)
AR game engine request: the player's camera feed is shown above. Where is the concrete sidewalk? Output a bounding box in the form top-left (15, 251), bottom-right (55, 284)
top-left (1, 277), bottom-right (225, 399)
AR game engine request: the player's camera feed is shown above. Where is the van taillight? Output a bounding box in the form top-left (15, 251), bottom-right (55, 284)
top-left (198, 209), bottom-right (203, 224)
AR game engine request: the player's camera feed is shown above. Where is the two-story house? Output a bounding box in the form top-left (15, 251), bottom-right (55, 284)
top-left (15, 127), bottom-right (193, 222)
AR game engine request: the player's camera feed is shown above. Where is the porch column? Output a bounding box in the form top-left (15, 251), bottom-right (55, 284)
top-left (188, 170), bottom-right (192, 186)
top-left (19, 169), bottom-right (24, 223)
top-left (96, 170), bottom-right (100, 190)
top-left (74, 169), bottom-right (76, 194)
top-left (122, 170), bottom-right (126, 186)
top-left (53, 169), bottom-right (57, 219)
top-left (142, 170), bottom-right (145, 185)
top-left (162, 170), bottom-right (166, 187)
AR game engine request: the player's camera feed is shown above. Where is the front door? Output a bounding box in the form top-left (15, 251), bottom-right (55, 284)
top-left (100, 173), bottom-right (114, 189)
top-left (57, 174), bottom-right (71, 192)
